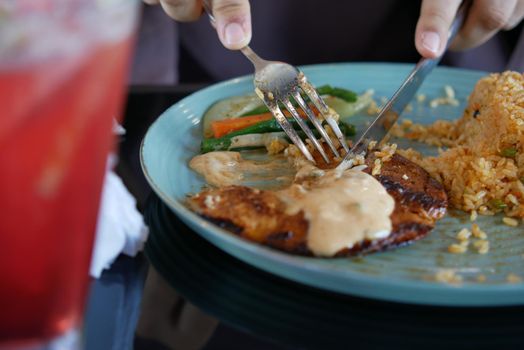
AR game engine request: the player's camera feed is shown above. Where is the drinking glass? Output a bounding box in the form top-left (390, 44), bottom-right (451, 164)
top-left (0, 0), bottom-right (139, 348)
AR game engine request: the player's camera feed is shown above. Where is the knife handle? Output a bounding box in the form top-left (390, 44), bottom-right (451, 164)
top-left (446, 0), bottom-right (471, 48)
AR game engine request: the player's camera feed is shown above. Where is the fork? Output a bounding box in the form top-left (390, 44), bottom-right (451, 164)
top-left (202, 1), bottom-right (349, 164)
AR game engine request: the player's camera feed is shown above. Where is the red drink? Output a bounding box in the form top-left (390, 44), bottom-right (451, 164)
top-left (0, 1), bottom-right (138, 346)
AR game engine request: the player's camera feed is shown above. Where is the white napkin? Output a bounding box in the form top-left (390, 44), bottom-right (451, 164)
top-left (89, 124), bottom-right (149, 278)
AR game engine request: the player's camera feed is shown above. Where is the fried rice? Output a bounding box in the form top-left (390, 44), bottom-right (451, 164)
top-left (392, 71), bottom-right (524, 218)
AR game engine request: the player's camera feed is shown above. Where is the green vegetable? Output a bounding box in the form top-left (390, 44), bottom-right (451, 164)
top-left (489, 198), bottom-right (507, 210)
top-left (239, 85), bottom-right (358, 117)
top-left (339, 122), bottom-right (356, 136)
top-left (501, 147), bottom-right (518, 157)
top-left (316, 85), bottom-right (357, 102)
top-left (201, 120), bottom-right (356, 153)
top-left (225, 118), bottom-right (295, 137)
top-left (227, 118), bottom-right (356, 139)
top-left (240, 105), bottom-right (270, 117)
top-left (520, 177), bottom-right (524, 184)
top-left (201, 137), bottom-right (233, 153)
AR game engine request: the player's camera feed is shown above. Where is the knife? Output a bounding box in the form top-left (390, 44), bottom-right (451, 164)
top-left (337, 1), bottom-right (470, 170)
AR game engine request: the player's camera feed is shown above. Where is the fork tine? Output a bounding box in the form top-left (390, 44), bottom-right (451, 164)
top-left (264, 98), bottom-right (316, 163)
top-left (292, 89), bottom-right (340, 159)
top-left (281, 98), bottom-right (330, 164)
top-left (299, 79), bottom-right (350, 153)
top-left (324, 117), bottom-right (349, 152)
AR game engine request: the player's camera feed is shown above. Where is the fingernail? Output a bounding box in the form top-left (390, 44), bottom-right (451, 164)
top-left (421, 31), bottom-right (440, 54)
top-left (224, 22), bottom-right (246, 46)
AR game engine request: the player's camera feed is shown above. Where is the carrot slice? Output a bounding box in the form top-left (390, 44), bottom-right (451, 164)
top-left (211, 113), bottom-right (273, 138)
top-left (210, 105), bottom-right (319, 138)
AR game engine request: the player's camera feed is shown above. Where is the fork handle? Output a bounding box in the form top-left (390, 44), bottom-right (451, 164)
top-left (201, 0), bottom-right (265, 68)
top-left (201, 0), bottom-right (217, 26)
top-left (239, 46), bottom-right (265, 67)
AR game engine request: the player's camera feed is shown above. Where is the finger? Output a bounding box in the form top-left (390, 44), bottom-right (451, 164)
top-left (159, 0), bottom-right (203, 22)
top-left (213, 0), bottom-right (251, 50)
top-left (143, 0), bottom-right (160, 5)
top-left (415, 0), bottom-right (463, 58)
top-left (450, 0), bottom-right (516, 51)
top-left (505, 0), bottom-right (524, 30)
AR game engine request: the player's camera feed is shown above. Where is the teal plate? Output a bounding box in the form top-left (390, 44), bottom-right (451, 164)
top-left (140, 63), bottom-right (524, 306)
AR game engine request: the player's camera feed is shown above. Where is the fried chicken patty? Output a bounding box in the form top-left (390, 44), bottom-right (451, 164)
top-left (187, 153), bottom-right (447, 256)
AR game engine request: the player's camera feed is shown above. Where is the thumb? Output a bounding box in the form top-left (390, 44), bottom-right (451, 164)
top-left (212, 0), bottom-right (251, 50)
top-left (415, 0), bottom-right (462, 58)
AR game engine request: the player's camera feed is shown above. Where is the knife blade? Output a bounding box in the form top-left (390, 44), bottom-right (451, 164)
top-left (337, 1), bottom-right (469, 170)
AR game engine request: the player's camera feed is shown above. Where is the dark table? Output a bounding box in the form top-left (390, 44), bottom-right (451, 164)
top-left (83, 88), bottom-right (524, 350)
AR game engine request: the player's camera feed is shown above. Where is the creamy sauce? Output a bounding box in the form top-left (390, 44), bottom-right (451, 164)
top-left (278, 168), bottom-right (395, 257)
top-left (189, 152), bottom-right (247, 187)
top-left (189, 151), bottom-right (291, 187)
top-left (190, 151), bottom-right (395, 257)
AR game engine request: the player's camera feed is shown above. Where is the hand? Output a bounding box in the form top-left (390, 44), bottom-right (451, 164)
top-left (415, 0), bottom-right (524, 58)
top-left (143, 0), bottom-right (251, 50)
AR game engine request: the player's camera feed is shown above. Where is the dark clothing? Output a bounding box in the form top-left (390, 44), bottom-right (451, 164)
top-left (131, 0), bottom-right (524, 85)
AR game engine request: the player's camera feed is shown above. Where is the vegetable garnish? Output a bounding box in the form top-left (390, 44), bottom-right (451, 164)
top-left (202, 121), bottom-right (356, 153)
top-left (500, 147), bottom-right (518, 158)
top-left (211, 106), bottom-right (320, 138)
top-left (316, 85), bottom-right (358, 102)
top-left (489, 198), bottom-right (507, 210)
top-left (240, 105), bottom-right (271, 117)
top-left (201, 85), bottom-right (362, 154)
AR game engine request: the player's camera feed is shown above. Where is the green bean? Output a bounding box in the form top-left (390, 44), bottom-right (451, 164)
top-left (239, 105), bottom-right (270, 116)
top-left (316, 85), bottom-right (357, 102)
top-left (489, 198), bottom-right (507, 210)
top-left (500, 147), bottom-right (517, 157)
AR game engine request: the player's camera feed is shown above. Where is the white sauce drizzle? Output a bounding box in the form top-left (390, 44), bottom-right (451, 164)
top-left (278, 168), bottom-right (394, 256)
top-left (189, 151), bottom-right (288, 187)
